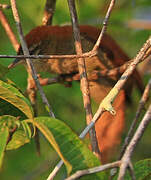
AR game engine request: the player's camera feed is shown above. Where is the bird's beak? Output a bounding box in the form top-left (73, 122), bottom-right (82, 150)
top-left (8, 58), bottom-right (21, 69)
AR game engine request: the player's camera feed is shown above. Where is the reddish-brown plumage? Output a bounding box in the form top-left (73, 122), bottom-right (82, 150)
top-left (9, 25), bottom-right (144, 163)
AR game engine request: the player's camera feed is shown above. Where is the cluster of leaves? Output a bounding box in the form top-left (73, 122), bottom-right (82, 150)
top-left (0, 64), bottom-right (105, 179)
top-left (0, 64), bottom-right (151, 179)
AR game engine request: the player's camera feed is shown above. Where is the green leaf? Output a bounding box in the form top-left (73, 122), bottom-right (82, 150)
top-left (0, 99), bottom-right (27, 119)
top-left (0, 80), bottom-right (33, 119)
top-left (0, 115), bottom-right (20, 130)
top-left (27, 117), bottom-right (106, 179)
top-left (0, 115), bottom-right (31, 150)
top-left (6, 129), bottom-right (30, 150)
top-left (0, 126), bottom-right (9, 168)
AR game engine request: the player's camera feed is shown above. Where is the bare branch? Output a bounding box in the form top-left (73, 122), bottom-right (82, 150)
top-left (42, 0), bottom-right (57, 25)
top-left (0, 10), bottom-right (19, 51)
top-left (119, 79), bottom-right (151, 159)
top-left (47, 161), bottom-right (63, 180)
top-left (1, 51), bottom-right (97, 60)
top-left (92, 0), bottom-right (116, 52)
top-left (118, 103), bottom-right (151, 180)
top-left (65, 161), bottom-right (121, 180)
top-left (67, 0), bottom-right (100, 157)
top-left (10, 0), bottom-right (55, 117)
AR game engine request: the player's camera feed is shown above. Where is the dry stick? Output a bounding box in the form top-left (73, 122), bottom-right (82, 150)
top-left (119, 79), bottom-right (151, 159)
top-left (92, 0), bottom-right (116, 52)
top-left (65, 161), bottom-right (121, 180)
top-left (0, 51), bottom-right (96, 60)
top-left (0, 10), bottom-right (19, 51)
top-left (10, 0), bottom-right (55, 118)
top-left (118, 103), bottom-right (151, 180)
top-left (42, 0), bottom-right (57, 25)
top-left (67, 0), bottom-right (100, 157)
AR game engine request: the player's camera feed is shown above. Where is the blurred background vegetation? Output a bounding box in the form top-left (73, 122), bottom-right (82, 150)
top-left (0, 0), bottom-right (151, 179)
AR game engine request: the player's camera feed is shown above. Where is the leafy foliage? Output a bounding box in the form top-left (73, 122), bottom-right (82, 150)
top-left (0, 80), bottom-right (106, 179)
top-left (29, 117), bottom-right (106, 179)
top-left (0, 80), bottom-right (33, 119)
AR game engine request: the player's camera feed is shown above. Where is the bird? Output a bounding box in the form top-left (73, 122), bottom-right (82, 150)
top-left (8, 25), bottom-right (144, 163)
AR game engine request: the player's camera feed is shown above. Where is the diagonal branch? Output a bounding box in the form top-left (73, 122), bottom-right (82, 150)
top-left (10, 0), bottom-right (55, 118)
top-left (118, 103), bottom-right (151, 180)
top-left (119, 79), bottom-right (151, 159)
top-left (92, 0), bottom-right (116, 52)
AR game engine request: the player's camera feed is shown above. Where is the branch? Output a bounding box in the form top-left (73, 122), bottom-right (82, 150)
top-left (119, 78), bottom-right (151, 159)
top-left (118, 103), bottom-right (151, 180)
top-left (0, 51), bottom-right (97, 60)
top-left (65, 161), bottom-right (121, 180)
top-left (0, 9), bottom-right (19, 51)
top-left (92, 0), bottom-right (116, 52)
top-left (42, 0), bottom-right (57, 25)
top-left (10, 0), bottom-right (55, 118)
top-left (67, 0), bottom-right (100, 157)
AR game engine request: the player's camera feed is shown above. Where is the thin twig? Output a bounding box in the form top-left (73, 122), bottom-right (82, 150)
top-left (67, 0), bottom-right (100, 157)
top-left (119, 79), bottom-right (151, 159)
top-left (42, 0), bottom-right (57, 25)
top-left (65, 161), bottom-right (121, 180)
top-left (92, 0), bottom-right (116, 52)
top-left (0, 51), bottom-right (96, 60)
top-left (128, 161), bottom-right (136, 180)
top-left (10, 0), bottom-right (55, 118)
top-left (0, 10), bottom-right (19, 51)
top-left (118, 103), bottom-right (151, 180)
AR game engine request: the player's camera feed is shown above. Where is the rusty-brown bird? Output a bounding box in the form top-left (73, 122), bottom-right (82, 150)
top-left (8, 25), bottom-right (144, 163)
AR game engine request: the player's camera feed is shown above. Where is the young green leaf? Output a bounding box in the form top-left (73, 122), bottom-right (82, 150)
top-left (0, 115), bottom-right (20, 130)
top-left (0, 80), bottom-right (33, 119)
top-left (6, 130), bottom-right (30, 150)
top-left (0, 126), bottom-right (9, 168)
top-left (27, 117), bottom-right (106, 179)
